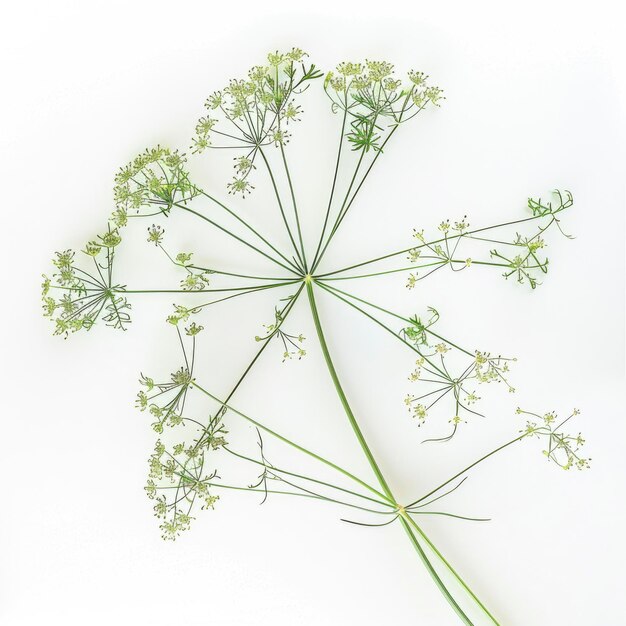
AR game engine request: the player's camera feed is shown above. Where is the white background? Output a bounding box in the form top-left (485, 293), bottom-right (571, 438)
top-left (1, 1), bottom-right (625, 624)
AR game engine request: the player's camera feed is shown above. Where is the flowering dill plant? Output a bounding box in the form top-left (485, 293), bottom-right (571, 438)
top-left (42, 48), bottom-right (589, 625)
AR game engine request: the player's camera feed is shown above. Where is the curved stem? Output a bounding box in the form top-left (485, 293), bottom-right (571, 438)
top-left (305, 279), bottom-right (394, 502)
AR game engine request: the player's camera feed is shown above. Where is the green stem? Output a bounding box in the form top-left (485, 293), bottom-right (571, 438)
top-left (321, 260), bottom-right (446, 281)
top-left (399, 515), bottom-right (475, 626)
top-left (310, 107), bottom-right (348, 270)
top-left (197, 189), bottom-right (301, 273)
top-left (223, 446), bottom-right (394, 509)
top-left (311, 149), bottom-right (365, 274)
top-left (120, 281), bottom-right (299, 294)
top-left (321, 280), bottom-right (478, 360)
top-left (258, 148), bottom-right (305, 271)
top-left (312, 121), bottom-right (400, 274)
top-left (403, 513), bottom-right (501, 626)
top-left (318, 213), bottom-right (556, 279)
top-left (191, 381), bottom-right (389, 502)
top-left (407, 436), bottom-right (524, 508)
top-left (189, 265), bottom-right (293, 282)
top-left (279, 144), bottom-right (308, 270)
top-left (316, 281), bottom-right (448, 379)
top-left (307, 279), bottom-right (504, 625)
top-left (174, 202), bottom-right (300, 275)
top-left (305, 279), bottom-right (394, 501)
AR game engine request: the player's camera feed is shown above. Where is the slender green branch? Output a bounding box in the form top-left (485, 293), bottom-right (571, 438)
top-left (319, 280), bottom-right (476, 359)
top-left (189, 265), bottom-right (293, 282)
top-left (191, 380), bottom-right (390, 503)
top-left (321, 260), bottom-right (446, 281)
top-left (310, 107), bottom-right (349, 269)
top-left (279, 144), bottom-right (308, 270)
top-left (223, 445), bottom-right (394, 509)
top-left (407, 435), bottom-right (525, 509)
top-left (319, 125), bottom-right (399, 259)
top-left (311, 149), bottom-right (366, 274)
top-left (258, 148), bottom-right (305, 271)
top-left (318, 213), bottom-right (558, 278)
top-left (120, 281), bottom-right (299, 295)
top-left (316, 281), bottom-right (448, 378)
top-left (174, 201), bottom-right (301, 275)
top-left (196, 189), bottom-right (302, 273)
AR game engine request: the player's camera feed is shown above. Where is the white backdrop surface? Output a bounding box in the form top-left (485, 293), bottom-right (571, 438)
top-left (1, 1), bottom-right (625, 625)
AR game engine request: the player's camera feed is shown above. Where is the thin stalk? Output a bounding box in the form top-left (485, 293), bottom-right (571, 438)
top-left (407, 435), bottom-right (525, 508)
top-left (258, 148), bottom-right (305, 271)
top-left (210, 283), bottom-right (303, 409)
top-left (197, 189), bottom-right (301, 273)
top-left (279, 144), bottom-right (308, 270)
top-left (182, 480), bottom-right (388, 515)
top-left (119, 281), bottom-right (299, 294)
top-left (223, 446), bottom-right (393, 509)
top-left (155, 240), bottom-right (294, 283)
top-left (316, 281), bottom-right (448, 379)
top-left (191, 380), bottom-right (390, 503)
top-left (319, 280), bottom-right (475, 359)
top-left (311, 149), bottom-right (366, 274)
top-left (310, 107), bottom-right (348, 269)
top-left (321, 260), bottom-right (446, 281)
top-left (319, 213), bottom-right (557, 278)
top-left (189, 265), bottom-right (293, 282)
top-left (312, 122), bottom-right (400, 274)
top-left (174, 202), bottom-right (300, 275)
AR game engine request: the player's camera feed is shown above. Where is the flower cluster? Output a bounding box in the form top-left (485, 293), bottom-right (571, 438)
top-left (401, 311), bottom-right (515, 438)
top-left (192, 48), bottom-right (323, 195)
top-left (255, 306), bottom-right (306, 361)
top-left (113, 146), bottom-right (198, 224)
top-left (138, 327), bottom-right (226, 539)
top-left (325, 60), bottom-right (444, 152)
top-left (518, 408), bottom-right (590, 470)
top-left (42, 226), bottom-right (130, 337)
top-left (145, 228), bottom-right (214, 292)
top-left (404, 191), bottom-right (574, 290)
top-left (166, 304), bottom-right (201, 326)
